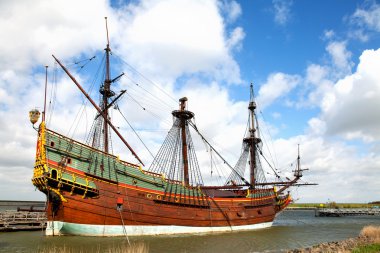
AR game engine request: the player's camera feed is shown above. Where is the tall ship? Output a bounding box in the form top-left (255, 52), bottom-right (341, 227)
top-left (30, 19), bottom-right (312, 236)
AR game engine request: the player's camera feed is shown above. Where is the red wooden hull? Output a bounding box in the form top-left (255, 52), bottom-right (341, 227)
top-left (47, 178), bottom-right (277, 228)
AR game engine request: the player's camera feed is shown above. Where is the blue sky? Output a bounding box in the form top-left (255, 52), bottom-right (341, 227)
top-left (0, 0), bottom-right (379, 203)
top-left (234, 1), bottom-right (380, 137)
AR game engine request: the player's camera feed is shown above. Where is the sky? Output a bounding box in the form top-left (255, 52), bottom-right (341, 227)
top-left (0, 0), bottom-right (379, 203)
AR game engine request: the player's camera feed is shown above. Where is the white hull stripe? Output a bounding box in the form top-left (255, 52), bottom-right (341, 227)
top-left (45, 221), bottom-right (273, 236)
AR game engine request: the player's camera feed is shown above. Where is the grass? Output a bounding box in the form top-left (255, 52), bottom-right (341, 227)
top-left (36, 242), bottom-right (149, 253)
top-left (351, 243), bottom-right (380, 253)
top-left (351, 226), bottom-right (380, 253)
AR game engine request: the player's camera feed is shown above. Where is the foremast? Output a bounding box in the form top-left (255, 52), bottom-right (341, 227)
top-left (102, 24), bottom-right (112, 153)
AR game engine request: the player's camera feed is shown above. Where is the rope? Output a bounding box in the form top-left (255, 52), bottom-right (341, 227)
top-left (259, 110), bottom-right (279, 171)
top-left (61, 53), bottom-right (102, 142)
top-left (123, 74), bottom-right (174, 110)
top-left (125, 91), bottom-right (172, 127)
top-left (112, 52), bottom-right (177, 104)
top-left (188, 121), bottom-right (251, 187)
top-left (46, 62), bottom-right (58, 127)
top-left (257, 145), bottom-right (281, 179)
top-left (117, 208), bottom-right (131, 245)
top-left (209, 197), bottom-right (232, 230)
top-left (117, 107), bottom-right (155, 159)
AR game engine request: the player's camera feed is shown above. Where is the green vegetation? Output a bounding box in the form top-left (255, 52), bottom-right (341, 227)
top-left (351, 243), bottom-right (380, 253)
top-left (352, 225), bottom-right (380, 252)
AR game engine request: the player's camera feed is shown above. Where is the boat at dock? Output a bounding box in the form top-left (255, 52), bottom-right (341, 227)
top-left (30, 18), bottom-right (314, 236)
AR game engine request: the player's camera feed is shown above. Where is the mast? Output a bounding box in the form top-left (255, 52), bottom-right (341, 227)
top-left (244, 83), bottom-right (261, 188)
top-left (294, 145), bottom-right (303, 178)
top-left (102, 17), bottom-right (112, 153)
top-left (172, 97), bottom-right (194, 185)
top-left (296, 144), bottom-right (301, 177)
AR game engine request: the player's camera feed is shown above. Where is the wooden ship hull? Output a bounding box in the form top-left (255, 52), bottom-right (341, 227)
top-left (32, 124), bottom-right (290, 236)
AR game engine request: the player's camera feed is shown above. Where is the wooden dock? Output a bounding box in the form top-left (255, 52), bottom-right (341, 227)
top-left (315, 208), bottom-right (380, 217)
top-left (0, 211), bottom-right (46, 231)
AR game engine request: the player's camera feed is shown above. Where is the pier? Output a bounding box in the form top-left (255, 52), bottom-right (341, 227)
top-left (315, 208), bottom-right (380, 217)
top-left (0, 211), bottom-right (46, 231)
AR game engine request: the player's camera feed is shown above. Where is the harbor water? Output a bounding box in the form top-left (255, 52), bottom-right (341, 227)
top-left (1, 210), bottom-right (380, 253)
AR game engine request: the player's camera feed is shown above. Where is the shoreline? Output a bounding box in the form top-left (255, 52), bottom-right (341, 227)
top-left (287, 225), bottom-right (380, 253)
top-left (287, 236), bottom-right (368, 252)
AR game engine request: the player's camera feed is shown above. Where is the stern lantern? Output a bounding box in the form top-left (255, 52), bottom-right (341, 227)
top-left (29, 109), bottom-right (41, 125)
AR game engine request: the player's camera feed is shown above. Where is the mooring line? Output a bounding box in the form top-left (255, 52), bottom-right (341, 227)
top-left (118, 208), bottom-right (131, 246)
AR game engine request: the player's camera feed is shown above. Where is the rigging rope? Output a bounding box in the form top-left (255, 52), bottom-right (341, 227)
top-left (257, 145), bottom-right (281, 179)
top-left (259, 110), bottom-right (279, 171)
top-left (123, 74), bottom-right (174, 110)
top-left (116, 107), bottom-right (155, 160)
top-left (59, 53), bottom-right (104, 142)
top-left (188, 120), bottom-right (251, 187)
top-left (75, 56), bottom-right (96, 71)
top-left (46, 62), bottom-right (58, 127)
top-left (125, 92), bottom-right (173, 127)
top-left (112, 52), bottom-right (178, 104)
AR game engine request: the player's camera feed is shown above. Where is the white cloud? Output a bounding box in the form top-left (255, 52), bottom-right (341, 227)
top-left (321, 48), bottom-right (380, 141)
top-left (307, 118), bottom-right (326, 136)
top-left (0, 0), bottom-right (114, 72)
top-left (351, 2), bottom-right (380, 32)
top-left (348, 2), bottom-right (380, 42)
top-left (306, 64), bottom-right (328, 85)
top-left (272, 0), bottom-right (293, 26)
top-left (219, 0), bottom-right (242, 23)
top-left (298, 64), bottom-right (335, 109)
top-left (326, 41), bottom-right (353, 74)
top-left (265, 45), bottom-right (380, 202)
top-left (280, 135), bottom-right (380, 203)
top-left (348, 29), bottom-right (369, 42)
top-left (323, 29), bottom-right (335, 40)
top-left (257, 72), bottom-right (301, 109)
top-left (115, 0), bottom-right (243, 84)
top-left (226, 27), bottom-right (245, 51)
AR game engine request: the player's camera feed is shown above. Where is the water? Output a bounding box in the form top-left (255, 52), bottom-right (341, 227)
top-left (1, 210), bottom-right (380, 253)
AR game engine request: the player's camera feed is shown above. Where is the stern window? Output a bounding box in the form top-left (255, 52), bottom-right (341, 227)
top-left (51, 170), bottom-right (57, 179)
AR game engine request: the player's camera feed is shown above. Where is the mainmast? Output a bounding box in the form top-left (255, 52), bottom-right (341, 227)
top-left (244, 83), bottom-right (261, 188)
top-left (172, 97), bottom-right (194, 186)
top-left (100, 17), bottom-right (113, 153)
